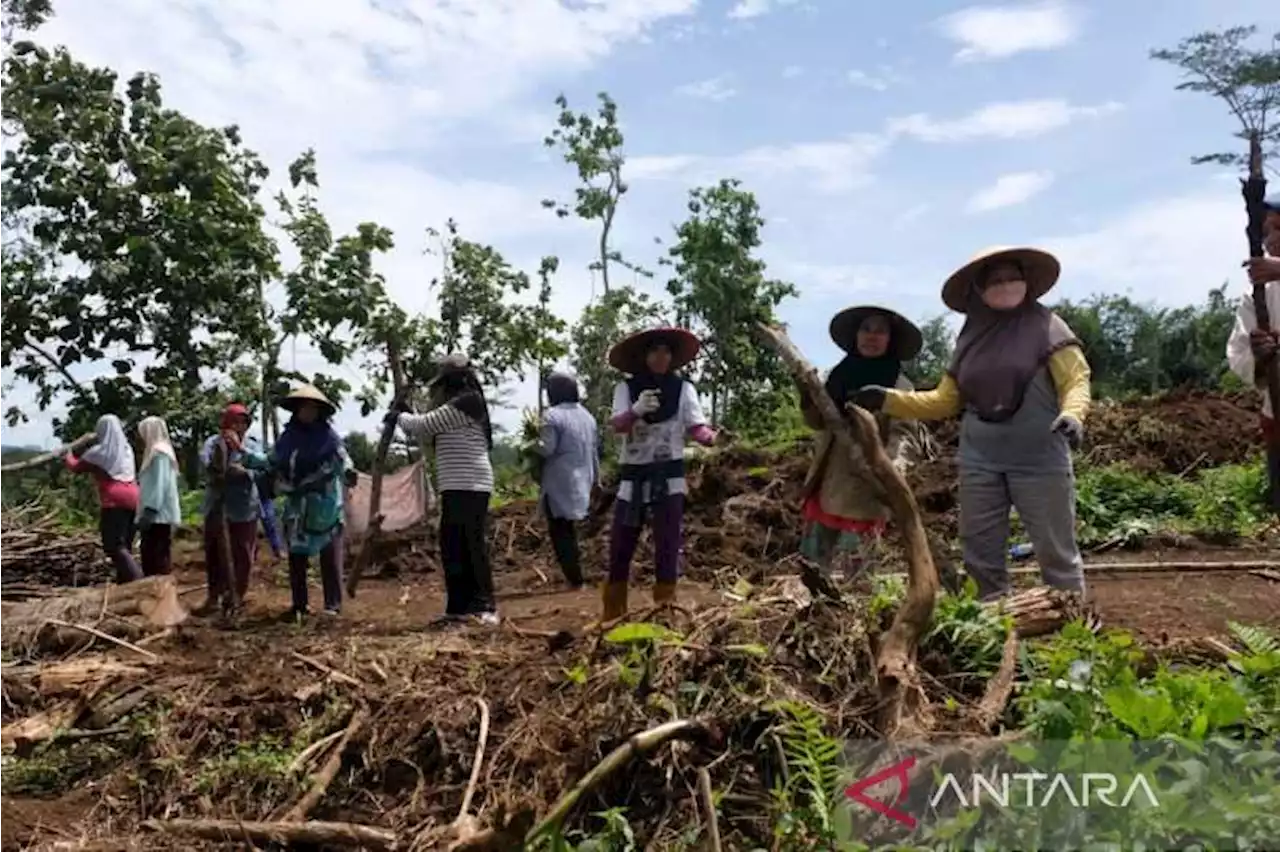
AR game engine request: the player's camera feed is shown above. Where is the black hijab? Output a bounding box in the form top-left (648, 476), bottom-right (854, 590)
top-left (545, 373), bottom-right (580, 406)
top-left (437, 369), bottom-right (494, 449)
top-left (825, 352), bottom-right (902, 407)
top-left (625, 371), bottom-right (685, 423)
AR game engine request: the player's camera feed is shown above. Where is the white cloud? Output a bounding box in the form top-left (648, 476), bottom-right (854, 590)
top-left (937, 1), bottom-right (1080, 63)
top-left (846, 68), bottom-right (897, 92)
top-left (889, 99), bottom-right (1122, 142)
top-left (782, 65), bottom-right (805, 79)
top-left (674, 75), bottom-right (737, 101)
top-left (630, 133), bottom-right (889, 193)
top-left (1040, 192), bottom-right (1250, 307)
top-left (965, 170), bottom-right (1055, 213)
top-left (728, 0), bottom-right (799, 20)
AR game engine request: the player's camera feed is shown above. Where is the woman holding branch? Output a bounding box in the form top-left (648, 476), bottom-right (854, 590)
top-left (602, 327), bottom-right (718, 621)
top-left (63, 414), bottom-right (144, 583)
top-left (855, 247), bottom-right (1092, 600)
top-left (135, 416), bottom-right (181, 576)
top-left (390, 354), bottom-right (499, 626)
top-left (798, 306), bottom-right (921, 579)
top-left (196, 403), bottom-right (268, 614)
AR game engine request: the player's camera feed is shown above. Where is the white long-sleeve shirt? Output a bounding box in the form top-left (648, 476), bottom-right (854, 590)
top-left (1226, 282), bottom-right (1280, 420)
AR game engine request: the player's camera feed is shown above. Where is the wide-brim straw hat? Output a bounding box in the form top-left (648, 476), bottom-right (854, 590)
top-left (607, 327), bottom-right (701, 375)
top-left (941, 246), bottom-right (1061, 314)
top-left (829, 305), bottom-right (923, 360)
top-left (280, 383), bottom-right (336, 416)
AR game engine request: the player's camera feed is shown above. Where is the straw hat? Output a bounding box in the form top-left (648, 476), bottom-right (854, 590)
top-left (607, 327), bottom-right (701, 375)
top-left (280, 383), bottom-right (336, 416)
top-left (941, 246), bottom-right (1061, 313)
top-left (829, 305), bottom-right (923, 360)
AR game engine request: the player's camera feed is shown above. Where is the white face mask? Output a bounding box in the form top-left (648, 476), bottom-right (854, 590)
top-left (980, 279), bottom-right (1028, 311)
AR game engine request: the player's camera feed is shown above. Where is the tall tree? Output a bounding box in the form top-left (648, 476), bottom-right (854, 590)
top-left (1151, 26), bottom-right (1280, 170)
top-left (1, 42), bottom-right (277, 483)
top-left (542, 92), bottom-right (649, 295)
top-left (663, 179), bottom-right (796, 430)
top-left (257, 149), bottom-right (394, 442)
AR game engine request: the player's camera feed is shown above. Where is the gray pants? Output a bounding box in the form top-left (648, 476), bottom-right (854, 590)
top-left (959, 468), bottom-right (1085, 600)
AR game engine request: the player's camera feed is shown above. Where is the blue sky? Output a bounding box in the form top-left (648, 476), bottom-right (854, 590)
top-left (3, 0), bottom-right (1277, 447)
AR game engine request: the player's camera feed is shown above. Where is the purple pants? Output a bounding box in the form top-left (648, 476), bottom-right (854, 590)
top-left (608, 494), bottom-right (684, 583)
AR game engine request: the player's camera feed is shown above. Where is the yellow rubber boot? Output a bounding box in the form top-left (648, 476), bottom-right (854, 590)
top-left (653, 580), bottom-right (677, 606)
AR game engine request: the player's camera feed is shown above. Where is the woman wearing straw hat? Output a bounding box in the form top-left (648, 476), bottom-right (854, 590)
top-left (389, 354), bottom-right (499, 626)
top-left (601, 326), bottom-right (718, 621)
top-left (854, 247), bottom-right (1092, 600)
top-left (271, 384), bottom-right (354, 619)
top-left (798, 306), bottom-right (921, 578)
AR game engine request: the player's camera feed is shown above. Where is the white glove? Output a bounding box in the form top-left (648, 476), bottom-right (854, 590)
top-left (631, 389), bottom-right (660, 416)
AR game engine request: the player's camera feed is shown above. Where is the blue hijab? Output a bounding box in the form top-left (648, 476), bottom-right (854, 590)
top-left (272, 417), bottom-right (341, 483)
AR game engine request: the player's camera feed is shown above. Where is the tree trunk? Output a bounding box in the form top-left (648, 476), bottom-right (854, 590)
top-left (1, 575), bottom-right (187, 654)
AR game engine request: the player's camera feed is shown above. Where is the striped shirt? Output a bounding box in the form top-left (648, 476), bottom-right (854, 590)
top-left (398, 406), bottom-right (494, 493)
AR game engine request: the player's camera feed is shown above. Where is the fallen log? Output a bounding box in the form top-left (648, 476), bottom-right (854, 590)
top-left (143, 818), bottom-right (398, 850)
top-left (755, 322), bottom-right (939, 737)
top-left (283, 706), bottom-right (368, 821)
top-left (1, 575), bottom-right (187, 655)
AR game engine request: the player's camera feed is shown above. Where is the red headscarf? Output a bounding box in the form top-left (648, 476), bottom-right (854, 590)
top-left (219, 403), bottom-right (250, 453)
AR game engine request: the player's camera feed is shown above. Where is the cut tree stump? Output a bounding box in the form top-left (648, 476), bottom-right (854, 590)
top-left (754, 322), bottom-right (940, 738)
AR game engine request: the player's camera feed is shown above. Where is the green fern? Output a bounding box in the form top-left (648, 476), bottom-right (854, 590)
top-left (771, 701), bottom-right (843, 836)
top-left (1229, 622), bottom-right (1280, 657)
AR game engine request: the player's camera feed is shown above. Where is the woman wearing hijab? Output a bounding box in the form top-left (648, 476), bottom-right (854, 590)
top-left (535, 371), bottom-right (599, 588)
top-left (798, 306), bottom-right (921, 578)
top-left (855, 246), bottom-right (1092, 600)
top-left (197, 402), bottom-right (267, 614)
top-left (136, 416), bottom-right (181, 576)
top-left (602, 327), bottom-right (717, 621)
top-left (272, 384), bottom-right (352, 619)
top-left (390, 353), bottom-right (498, 626)
top-left (64, 414), bottom-right (144, 583)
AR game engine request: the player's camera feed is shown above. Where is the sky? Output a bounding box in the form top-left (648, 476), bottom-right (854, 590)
top-left (2, 0), bottom-right (1278, 448)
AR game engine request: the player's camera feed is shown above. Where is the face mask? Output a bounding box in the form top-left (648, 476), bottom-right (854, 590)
top-left (981, 279), bottom-right (1028, 311)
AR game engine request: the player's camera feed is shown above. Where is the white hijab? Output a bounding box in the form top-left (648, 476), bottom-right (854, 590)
top-left (80, 414), bottom-right (136, 482)
top-left (138, 415), bottom-right (177, 475)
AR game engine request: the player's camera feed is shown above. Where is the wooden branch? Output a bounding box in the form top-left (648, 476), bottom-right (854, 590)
top-left (43, 618), bottom-right (160, 661)
top-left (284, 706), bottom-right (368, 821)
top-left (290, 651), bottom-right (364, 688)
top-left (969, 632), bottom-right (1019, 733)
top-left (143, 818), bottom-right (396, 850)
top-left (755, 322), bottom-right (939, 738)
top-left (697, 767), bottom-right (722, 852)
top-left (0, 432), bottom-right (94, 473)
top-left (1244, 131), bottom-right (1280, 465)
top-left (456, 696), bottom-right (491, 824)
top-left (527, 719), bottom-right (710, 841)
top-left (348, 339), bottom-right (407, 598)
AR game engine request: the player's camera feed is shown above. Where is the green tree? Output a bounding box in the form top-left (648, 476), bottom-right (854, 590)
top-left (1, 0), bottom-right (52, 43)
top-left (541, 92), bottom-right (649, 295)
top-left (1151, 26), bottom-right (1280, 169)
top-left (343, 430), bottom-right (377, 472)
top-left (1049, 286), bottom-right (1236, 396)
top-left (663, 179), bottom-right (797, 431)
top-left (903, 314), bottom-right (954, 390)
top-left (526, 256), bottom-right (570, 414)
top-left (1, 43), bottom-right (277, 484)
top-left (426, 220), bottom-right (566, 397)
top-left (257, 149), bottom-right (394, 442)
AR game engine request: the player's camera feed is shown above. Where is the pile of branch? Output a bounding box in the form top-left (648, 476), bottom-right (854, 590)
top-left (0, 503), bottom-right (110, 593)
